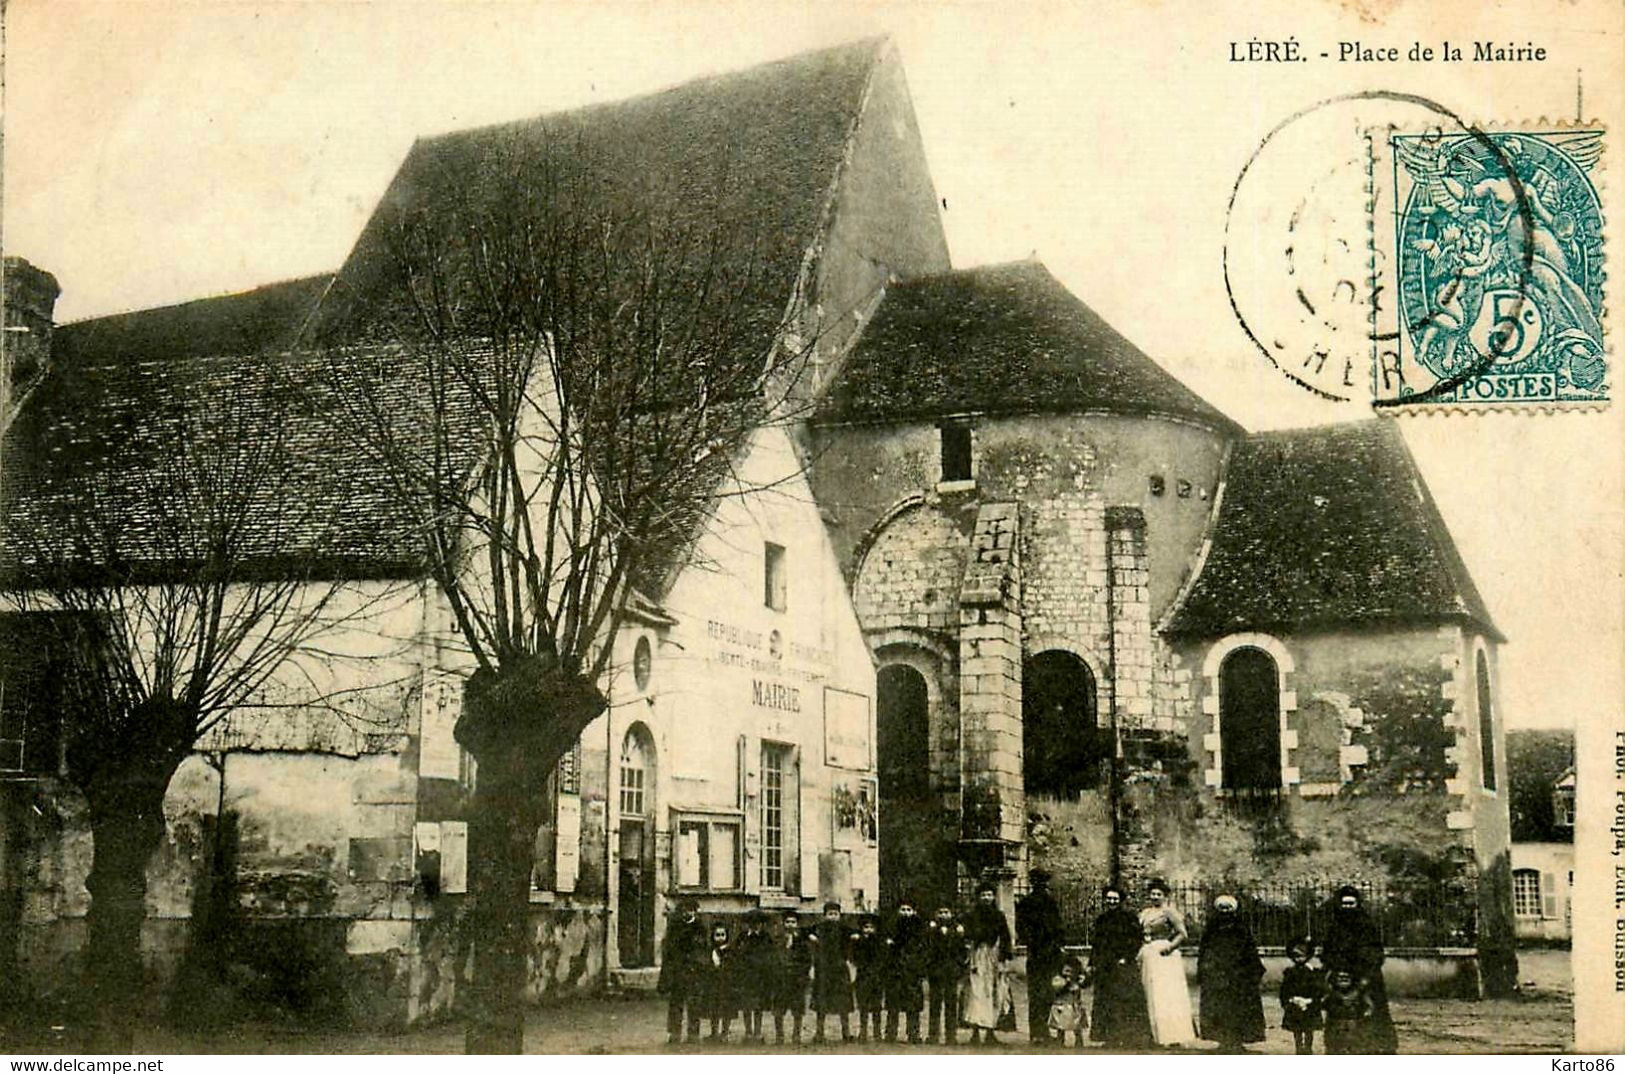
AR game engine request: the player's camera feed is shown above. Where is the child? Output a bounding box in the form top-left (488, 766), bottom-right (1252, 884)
top-left (1047, 955), bottom-right (1090, 1047)
top-left (924, 904), bottom-right (968, 1045)
top-left (850, 914), bottom-right (886, 1042)
top-left (733, 910), bottom-right (778, 1042)
top-left (1322, 968), bottom-right (1375, 1055)
top-left (810, 900), bottom-right (855, 1043)
top-left (884, 898), bottom-right (926, 1044)
top-left (773, 911), bottom-right (813, 1045)
top-left (1279, 936), bottom-right (1325, 1055)
top-left (702, 921), bottom-right (737, 1041)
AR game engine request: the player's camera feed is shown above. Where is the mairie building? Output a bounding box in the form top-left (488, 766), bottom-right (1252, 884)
top-left (0, 37), bottom-right (1516, 1026)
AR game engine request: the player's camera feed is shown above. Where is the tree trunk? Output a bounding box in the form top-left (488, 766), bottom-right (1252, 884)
top-left (81, 770), bottom-right (173, 1052)
top-left (68, 698), bottom-right (197, 1054)
top-left (456, 659), bottom-right (605, 1054)
top-left (462, 761), bottom-right (546, 1053)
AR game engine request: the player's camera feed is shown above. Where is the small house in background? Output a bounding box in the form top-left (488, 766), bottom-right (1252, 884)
top-left (1507, 730), bottom-right (1574, 943)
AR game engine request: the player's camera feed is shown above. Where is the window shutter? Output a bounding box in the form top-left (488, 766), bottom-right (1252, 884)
top-left (1542, 873), bottom-right (1557, 918)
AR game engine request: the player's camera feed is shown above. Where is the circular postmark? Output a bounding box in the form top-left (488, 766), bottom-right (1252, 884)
top-left (1224, 92), bottom-right (1543, 408)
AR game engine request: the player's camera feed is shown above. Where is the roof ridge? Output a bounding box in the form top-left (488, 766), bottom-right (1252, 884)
top-left (1245, 417), bottom-right (1388, 439)
top-left (59, 273), bottom-right (337, 329)
top-left (893, 257), bottom-right (1048, 286)
top-left (414, 36), bottom-right (889, 148)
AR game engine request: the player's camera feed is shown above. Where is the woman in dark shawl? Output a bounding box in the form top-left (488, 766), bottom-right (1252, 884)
top-left (1316, 885), bottom-right (1398, 1054)
top-left (1197, 894), bottom-right (1266, 1051)
top-left (1089, 885), bottom-right (1152, 1047)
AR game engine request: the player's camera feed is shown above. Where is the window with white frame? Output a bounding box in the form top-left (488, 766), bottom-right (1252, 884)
top-left (620, 731), bottom-right (649, 818)
top-left (760, 741), bottom-right (797, 890)
top-left (1512, 868), bottom-right (1542, 918)
top-left (674, 813), bottom-right (742, 891)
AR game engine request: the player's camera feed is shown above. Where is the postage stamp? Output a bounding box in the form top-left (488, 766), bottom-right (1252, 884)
top-left (1368, 126), bottom-right (1608, 409)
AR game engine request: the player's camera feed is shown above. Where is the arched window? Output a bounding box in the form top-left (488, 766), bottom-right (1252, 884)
top-left (620, 725), bottom-right (652, 817)
top-left (1477, 650), bottom-right (1496, 791)
top-left (1219, 647), bottom-right (1281, 791)
top-left (877, 664), bottom-right (930, 800)
top-left (1022, 650), bottom-right (1101, 798)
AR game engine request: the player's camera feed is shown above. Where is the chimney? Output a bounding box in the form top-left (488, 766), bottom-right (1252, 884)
top-left (2, 257), bottom-right (61, 417)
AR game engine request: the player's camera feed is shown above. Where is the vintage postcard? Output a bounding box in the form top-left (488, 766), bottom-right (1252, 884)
top-left (0, 0), bottom-right (1619, 1059)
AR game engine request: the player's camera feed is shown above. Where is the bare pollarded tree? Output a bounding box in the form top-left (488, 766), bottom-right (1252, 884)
top-left (1, 355), bottom-right (402, 1049)
top-left (309, 122), bottom-right (831, 1051)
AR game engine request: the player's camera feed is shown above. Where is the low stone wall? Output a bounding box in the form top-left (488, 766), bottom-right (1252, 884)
top-left (408, 901), bottom-right (608, 1025)
top-left (16, 903), bottom-right (608, 1029)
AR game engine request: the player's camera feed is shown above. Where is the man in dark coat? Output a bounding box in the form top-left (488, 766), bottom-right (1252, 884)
top-left (658, 899), bottom-right (709, 1044)
top-left (1089, 886), bottom-right (1152, 1047)
top-left (884, 897), bottom-right (927, 1043)
top-left (1317, 886), bottom-right (1398, 1053)
top-left (810, 901), bottom-right (855, 1042)
top-left (923, 904), bottom-right (968, 1045)
top-left (1197, 895), bottom-right (1266, 1051)
top-left (1016, 868), bottom-right (1066, 1044)
top-left (733, 909), bottom-right (778, 1042)
top-left (772, 911), bottom-right (814, 1045)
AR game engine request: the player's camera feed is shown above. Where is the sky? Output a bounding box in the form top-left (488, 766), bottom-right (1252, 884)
top-left (4, 0), bottom-right (1621, 731)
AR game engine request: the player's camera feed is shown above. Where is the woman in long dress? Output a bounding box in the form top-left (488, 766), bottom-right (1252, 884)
top-left (1137, 878), bottom-right (1197, 1047)
top-left (1196, 894), bottom-right (1266, 1051)
top-left (1317, 885), bottom-right (1398, 1054)
top-left (959, 883), bottom-right (1013, 1045)
top-left (1089, 886), bottom-right (1152, 1047)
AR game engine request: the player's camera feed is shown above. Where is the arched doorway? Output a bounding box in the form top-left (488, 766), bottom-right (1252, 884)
top-left (878, 664), bottom-right (929, 798)
top-left (876, 663), bottom-right (940, 908)
top-left (617, 724), bottom-right (656, 967)
top-left (1218, 647), bottom-right (1281, 791)
top-left (1022, 650), bottom-right (1102, 798)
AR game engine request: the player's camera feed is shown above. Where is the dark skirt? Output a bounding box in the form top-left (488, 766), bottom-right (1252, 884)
top-left (1199, 980), bottom-right (1266, 1044)
top-left (1090, 961), bottom-right (1152, 1045)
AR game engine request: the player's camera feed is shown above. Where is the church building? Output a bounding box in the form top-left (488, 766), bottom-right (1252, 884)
top-left (0, 36), bottom-right (1515, 1026)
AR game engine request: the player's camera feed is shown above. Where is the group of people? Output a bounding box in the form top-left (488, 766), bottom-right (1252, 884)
top-left (658, 878), bottom-right (1398, 1054)
top-left (658, 885), bottom-right (1014, 1046)
top-left (1081, 879), bottom-right (1399, 1054)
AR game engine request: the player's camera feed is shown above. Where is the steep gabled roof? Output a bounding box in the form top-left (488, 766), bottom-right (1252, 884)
top-left (308, 38), bottom-right (887, 343)
top-left (1163, 420), bottom-right (1502, 641)
top-left (54, 275), bottom-right (333, 364)
top-left (11, 41), bottom-right (899, 584)
top-left (812, 260), bottom-right (1240, 434)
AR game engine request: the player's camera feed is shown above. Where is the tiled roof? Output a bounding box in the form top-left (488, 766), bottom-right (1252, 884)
top-left (812, 260), bottom-right (1240, 433)
top-left (308, 38), bottom-right (885, 344)
top-left (1, 347), bottom-right (483, 583)
top-left (12, 41), bottom-right (894, 584)
top-left (54, 275), bottom-right (333, 364)
top-left (1163, 420), bottom-right (1501, 640)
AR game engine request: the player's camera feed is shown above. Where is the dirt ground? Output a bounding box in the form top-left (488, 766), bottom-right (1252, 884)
top-left (2, 948), bottom-right (1573, 1056)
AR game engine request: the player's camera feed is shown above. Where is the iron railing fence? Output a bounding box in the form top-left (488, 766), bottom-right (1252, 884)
top-left (1050, 878), bottom-right (1475, 950)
